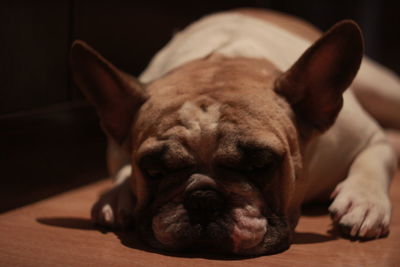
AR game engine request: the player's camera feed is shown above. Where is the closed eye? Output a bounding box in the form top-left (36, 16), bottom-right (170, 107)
top-left (143, 166), bottom-right (195, 180)
top-left (144, 168), bottom-right (164, 179)
top-left (215, 144), bottom-right (281, 175)
top-left (218, 162), bottom-right (274, 174)
top-left (138, 141), bottom-right (196, 180)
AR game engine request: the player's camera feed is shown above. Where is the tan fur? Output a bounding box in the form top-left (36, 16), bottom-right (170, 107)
top-left (132, 56), bottom-right (301, 219)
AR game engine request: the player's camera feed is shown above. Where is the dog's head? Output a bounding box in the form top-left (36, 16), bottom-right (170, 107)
top-left (70, 21), bottom-right (363, 255)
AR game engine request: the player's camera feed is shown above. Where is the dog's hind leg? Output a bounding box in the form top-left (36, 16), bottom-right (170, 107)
top-left (352, 57), bottom-right (400, 157)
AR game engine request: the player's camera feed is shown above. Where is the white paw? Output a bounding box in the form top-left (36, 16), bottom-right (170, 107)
top-left (329, 180), bottom-right (391, 239)
top-left (91, 177), bottom-right (136, 229)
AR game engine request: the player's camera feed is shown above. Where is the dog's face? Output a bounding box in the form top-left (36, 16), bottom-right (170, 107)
top-left (71, 20), bottom-right (362, 255)
top-left (132, 57), bottom-right (302, 255)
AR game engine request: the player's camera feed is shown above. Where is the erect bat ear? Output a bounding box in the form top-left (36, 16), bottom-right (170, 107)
top-left (275, 20), bottom-right (363, 132)
top-left (70, 40), bottom-right (147, 144)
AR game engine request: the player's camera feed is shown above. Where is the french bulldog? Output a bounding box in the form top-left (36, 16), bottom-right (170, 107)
top-left (70, 8), bottom-right (400, 255)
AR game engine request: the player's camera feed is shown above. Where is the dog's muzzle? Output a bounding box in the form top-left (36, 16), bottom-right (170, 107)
top-left (141, 173), bottom-right (290, 255)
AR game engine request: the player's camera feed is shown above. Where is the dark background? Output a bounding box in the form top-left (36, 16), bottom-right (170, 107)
top-left (1, 0), bottom-right (399, 212)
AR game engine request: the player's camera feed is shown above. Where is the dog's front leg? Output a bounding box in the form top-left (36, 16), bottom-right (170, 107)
top-left (91, 165), bottom-right (136, 229)
top-left (328, 131), bottom-right (397, 239)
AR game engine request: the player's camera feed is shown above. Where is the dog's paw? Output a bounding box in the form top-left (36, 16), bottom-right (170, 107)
top-left (91, 178), bottom-right (136, 230)
top-left (328, 180), bottom-right (391, 239)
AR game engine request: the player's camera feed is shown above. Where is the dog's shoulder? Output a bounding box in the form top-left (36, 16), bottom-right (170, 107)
top-left (139, 9), bottom-right (316, 83)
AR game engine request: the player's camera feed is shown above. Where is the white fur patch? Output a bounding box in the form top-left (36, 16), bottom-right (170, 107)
top-left (177, 101), bottom-right (220, 160)
top-left (114, 164), bottom-right (131, 185)
top-left (101, 204), bottom-right (114, 224)
top-left (139, 13), bottom-right (311, 83)
top-left (231, 205), bottom-right (267, 252)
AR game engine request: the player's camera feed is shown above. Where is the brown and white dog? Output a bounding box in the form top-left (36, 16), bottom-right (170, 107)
top-left (70, 9), bottom-right (400, 255)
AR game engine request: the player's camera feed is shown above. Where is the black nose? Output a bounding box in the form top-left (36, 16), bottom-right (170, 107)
top-left (183, 189), bottom-right (225, 225)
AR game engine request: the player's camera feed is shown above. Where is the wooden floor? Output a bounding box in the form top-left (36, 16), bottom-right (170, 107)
top-left (0, 171), bottom-right (399, 267)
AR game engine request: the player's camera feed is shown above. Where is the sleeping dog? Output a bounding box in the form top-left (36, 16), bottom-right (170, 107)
top-left (70, 8), bottom-right (400, 255)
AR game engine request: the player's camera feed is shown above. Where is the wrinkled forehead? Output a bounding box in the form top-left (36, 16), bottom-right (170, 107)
top-left (134, 56), bottom-right (291, 162)
top-left (136, 94), bottom-right (286, 166)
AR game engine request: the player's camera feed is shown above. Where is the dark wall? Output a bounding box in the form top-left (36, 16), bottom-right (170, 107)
top-left (1, 0), bottom-right (399, 115)
top-left (0, 1), bottom-right (71, 115)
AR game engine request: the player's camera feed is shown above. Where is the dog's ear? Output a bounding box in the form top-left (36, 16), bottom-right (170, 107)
top-left (70, 40), bottom-right (147, 144)
top-left (275, 20), bottom-right (363, 132)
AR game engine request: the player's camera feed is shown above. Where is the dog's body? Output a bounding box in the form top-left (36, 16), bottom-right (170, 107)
top-left (137, 9), bottom-right (397, 203)
top-left (71, 9), bottom-right (400, 255)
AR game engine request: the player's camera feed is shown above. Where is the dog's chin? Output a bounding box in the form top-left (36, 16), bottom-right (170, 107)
top-left (138, 201), bottom-right (291, 256)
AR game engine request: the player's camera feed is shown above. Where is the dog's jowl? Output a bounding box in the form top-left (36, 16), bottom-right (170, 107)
top-left (70, 9), bottom-right (399, 255)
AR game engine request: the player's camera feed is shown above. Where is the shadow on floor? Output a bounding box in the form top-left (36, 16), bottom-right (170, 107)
top-left (37, 216), bottom-right (338, 258)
